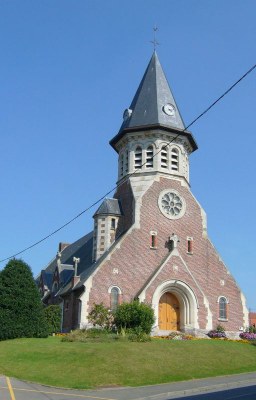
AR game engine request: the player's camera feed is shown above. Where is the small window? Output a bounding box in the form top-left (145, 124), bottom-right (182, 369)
top-left (187, 238), bottom-right (193, 253)
top-left (110, 287), bottom-right (119, 311)
top-left (65, 300), bottom-right (69, 311)
top-left (150, 232), bottom-right (157, 249)
top-left (161, 145), bottom-right (168, 169)
top-left (169, 240), bottom-right (174, 251)
top-left (219, 297), bottom-right (227, 320)
top-left (171, 147), bottom-right (179, 171)
top-left (111, 218), bottom-right (116, 229)
top-left (134, 146), bottom-right (142, 169)
top-left (146, 145), bottom-right (154, 168)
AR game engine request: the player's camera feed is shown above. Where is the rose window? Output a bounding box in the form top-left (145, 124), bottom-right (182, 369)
top-left (158, 190), bottom-right (186, 219)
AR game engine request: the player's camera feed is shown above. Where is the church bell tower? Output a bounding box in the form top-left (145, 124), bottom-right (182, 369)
top-left (109, 52), bottom-right (198, 189)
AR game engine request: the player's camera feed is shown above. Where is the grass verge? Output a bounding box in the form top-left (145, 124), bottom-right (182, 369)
top-left (0, 336), bottom-right (256, 389)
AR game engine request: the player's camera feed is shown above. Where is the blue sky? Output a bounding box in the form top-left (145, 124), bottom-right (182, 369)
top-left (0, 0), bottom-right (256, 310)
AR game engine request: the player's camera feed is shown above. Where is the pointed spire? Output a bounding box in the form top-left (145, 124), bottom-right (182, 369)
top-left (120, 52), bottom-right (185, 132)
top-left (110, 52), bottom-right (197, 153)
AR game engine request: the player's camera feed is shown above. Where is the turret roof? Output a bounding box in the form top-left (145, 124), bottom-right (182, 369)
top-left (93, 198), bottom-right (122, 218)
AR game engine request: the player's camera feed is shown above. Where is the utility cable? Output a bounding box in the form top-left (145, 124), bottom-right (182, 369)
top-left (0, 61), bottom-right (255, 264)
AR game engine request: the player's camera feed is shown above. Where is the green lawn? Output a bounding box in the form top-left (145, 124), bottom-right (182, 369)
top-left (0, 336), bottom-right (256, 389)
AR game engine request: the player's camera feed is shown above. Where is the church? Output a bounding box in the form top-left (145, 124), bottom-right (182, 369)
top-left (38, 52), bottom-right (249, 336)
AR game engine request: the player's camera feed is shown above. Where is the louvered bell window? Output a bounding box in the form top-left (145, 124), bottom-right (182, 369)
top-left (161, 146), bottom-right (168, 169)
top-left (134, 146), bottom-right (142, 169)
top-left (171, 148), bottom-right (179, 171)
top-left (146, 145), bottom-right (154, 168)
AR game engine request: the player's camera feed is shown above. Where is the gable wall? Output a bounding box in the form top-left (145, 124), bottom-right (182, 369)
top-left (84, 176), bottom-right (247, 331)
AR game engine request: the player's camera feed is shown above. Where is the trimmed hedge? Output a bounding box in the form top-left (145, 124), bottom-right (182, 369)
top-left (0, 259), bottom-right (48, 340)
top-left (43, 305), bottom-right (61, 334)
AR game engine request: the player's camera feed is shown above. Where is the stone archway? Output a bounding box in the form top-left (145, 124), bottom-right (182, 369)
top-left (152, 280), bottom-right (199, 332)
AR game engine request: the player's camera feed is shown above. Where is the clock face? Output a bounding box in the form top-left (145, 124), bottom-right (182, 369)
top-left (163, 103), bottom-right (175, 117)
top-left (158, 190), bottom-right (186, 219)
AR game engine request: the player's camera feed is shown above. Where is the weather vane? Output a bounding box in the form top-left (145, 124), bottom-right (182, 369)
top-left (150, 26), bottom-right (159, 50)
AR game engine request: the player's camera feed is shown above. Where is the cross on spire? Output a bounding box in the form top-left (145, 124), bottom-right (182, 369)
top-left (150, 26), bottom-right (159, 50)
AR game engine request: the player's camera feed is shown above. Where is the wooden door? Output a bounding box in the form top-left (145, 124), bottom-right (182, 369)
top-left (158, 292), bottom-right (180, 330)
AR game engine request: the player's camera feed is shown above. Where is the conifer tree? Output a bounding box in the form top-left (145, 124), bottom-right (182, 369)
top-left (0, 258), bottom-right (48, 340)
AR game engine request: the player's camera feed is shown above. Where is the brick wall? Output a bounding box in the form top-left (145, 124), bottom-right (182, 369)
top-left (84, 175), bottom-right (246, 332)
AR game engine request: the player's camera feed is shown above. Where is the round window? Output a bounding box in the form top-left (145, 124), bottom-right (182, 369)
top-left (158, 190), bottom-right (186, 219)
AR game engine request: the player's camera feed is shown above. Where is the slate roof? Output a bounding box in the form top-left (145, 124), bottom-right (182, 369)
top-left (121, 51), bottom-right (185, 131)
top-left (74, 231), bottom-right (126, 292)
top-left (110, 51), bottom-right (198, 152)
top-left (41, 270), bottom-right (53, 289)
top-left (41, 231), bottom-right (93, 277)
top-left (59, 267), bottom-right (73, 286)
top-left (93, 198), bottom-right (122, 218)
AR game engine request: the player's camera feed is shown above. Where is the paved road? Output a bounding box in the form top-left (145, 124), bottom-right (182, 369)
top-left (1, 372), bottom-right (256, 400)
top-left (173, 385), bottom-right (256, 399)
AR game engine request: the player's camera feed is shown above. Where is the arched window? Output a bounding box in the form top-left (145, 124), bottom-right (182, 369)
top-left (119, 154), bottom-right (124, 177)
top-left (219, 297), bottom-right (227, 320)
top-left (171, 147), bottom-right (179, 171)
top-left (161, 145), bottom-right (168, 169)
top-left (134, 146), bottom-right (142, 169)
top-left (110, 287), bottom-right (119, 311)
top-left (125, 150), bottom-right (129, 173)
top-left (146, 145), bottom-right (153, 168)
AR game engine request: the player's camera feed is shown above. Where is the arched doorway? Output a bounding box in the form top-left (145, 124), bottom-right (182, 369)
top-left (158, 292), bottom-right (180, 330)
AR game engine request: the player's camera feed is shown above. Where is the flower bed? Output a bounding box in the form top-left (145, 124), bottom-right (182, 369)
top-left (153, 332), bottom-right (193, 340)
top-left (207, 330), bottom-right (226, 339)
top-left (239, 332), bottom-right (256, 340)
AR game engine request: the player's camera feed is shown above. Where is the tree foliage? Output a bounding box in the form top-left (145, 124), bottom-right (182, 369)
top-left (0, 259), bottom-right (48, 340)
top-left (43, 305), bottom-right (61, 334)
top-left (114, 300), bottom-right (155, 334)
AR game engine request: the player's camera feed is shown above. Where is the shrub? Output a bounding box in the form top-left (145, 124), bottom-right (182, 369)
top-left (216, 324), bottom-right (225, 332)
top-left (0, 259), bottom-right (48, 340)
top-left (114, 300), bottom-right (155, 334)
top-left (249, 325), bottom-right (256, 333)
top-left (88, 303), bottom-right (113, 329)
top-left (43, 305), bottom-right (61, 334)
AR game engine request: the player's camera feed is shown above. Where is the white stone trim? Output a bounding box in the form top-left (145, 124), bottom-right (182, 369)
top-left (116, 129), bottom-right (191, 182)
top-left (240, 292), bottom-right (249, 328)
top-left (108, 285), bottom-right (122, 294)
top-left (151, 279), bottom-right (199, 330)
top-left (179, 253), bottom-right (212, 330)
top-left (217, 295), bottom-right (229, 303)
top-left (78, 275), bottom-right (93, 328)
top-left (138, 250), bottom-right (175, 301)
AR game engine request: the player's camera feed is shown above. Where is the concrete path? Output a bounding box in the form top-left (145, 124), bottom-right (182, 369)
top-left (1, 372), bottom-right (256, 400)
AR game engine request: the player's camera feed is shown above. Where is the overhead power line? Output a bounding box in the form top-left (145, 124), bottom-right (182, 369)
top-left (0, 61), bottom-right (255, 264)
